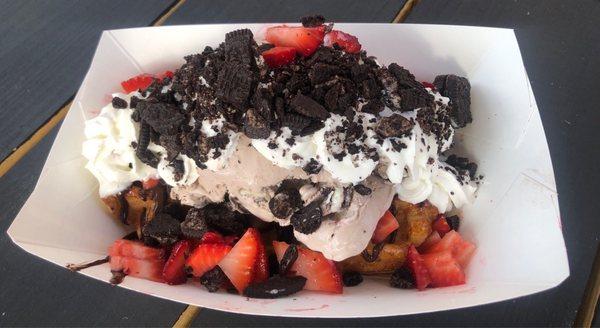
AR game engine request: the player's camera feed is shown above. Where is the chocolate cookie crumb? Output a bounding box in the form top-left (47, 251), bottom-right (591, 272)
top-left (390, 267), bottom-right (415, 289)
top-left (376, 114), bottom-right (414, 138)
top-left (180, 208), bottom-right (208, 239)
top-left (291, 200), bottom-right (323, 234)
top-left (434, 74), bottom-right (472, 128)
top-left (354, 184), bottom-right (372, 195)
top-left (200, 267), bottom-right (227, 293)
top-left (290, 94), bottom-right (329, 120)
top-left (142, 212), bottom-right (181, 246)
top-left (301, 15), bottom-right (325, 27)
top-left (303, 158), bottom-right (322, 174)
top-left (244, 276), bottom-right (307, 299)
top-left (279, 244), bottom-right (298, 274)
top-left (112, 96), bottom-right (128, 109)
top-left (446, 215), bottom-right (460, 231)
top-left (342, 271), bottom-right (363, 287)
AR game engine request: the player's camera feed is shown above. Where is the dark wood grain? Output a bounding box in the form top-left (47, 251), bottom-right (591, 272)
top-left (0, 0), bottom-right (174, 162)
top-left (0, 126), bottom-right (186, 326)
top-left (163, 0), bottom-right (406, 24)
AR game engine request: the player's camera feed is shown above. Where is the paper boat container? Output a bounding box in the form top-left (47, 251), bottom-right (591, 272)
top-left (7, 23), bottom-right (568, 317)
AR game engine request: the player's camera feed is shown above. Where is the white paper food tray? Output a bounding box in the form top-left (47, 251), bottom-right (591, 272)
top-left (7, 23), bottom-right (568, 317)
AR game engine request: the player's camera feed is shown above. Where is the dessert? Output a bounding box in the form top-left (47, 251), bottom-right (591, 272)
top-left (82, 16), bottom-right (479, 297)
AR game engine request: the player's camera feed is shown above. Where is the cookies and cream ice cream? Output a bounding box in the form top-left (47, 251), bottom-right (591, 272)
top-left (82, 27), bottom-right (477, 261)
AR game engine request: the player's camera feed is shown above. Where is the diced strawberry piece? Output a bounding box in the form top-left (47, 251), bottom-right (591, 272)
top-left (252, 233), bottom-right (269, 283)
top-left (201, 231), bottom-right (225, 244)
top-left (323, 30), bottom-right (361, 53)
top-left (418, 231), bottom-right (442, 253)
top-left (371, 210), bottom-right (400, 243)
top-left (265, 26), bottom-right (325, 57)
top-left (160, 70), bottom-right (174, 79)
top-left (273, 241), bottom-right (343, 294)
top-left (109, 239), bottom-right (165, 260)
top-left (422, 249), bottom-right (466, 287)
top-left (425, 230), bottom-right (476, 268)
top-left (142, 178), bottom-right (160, 190)
top-left (121, 74), bottom-right (154, 93)
top-left (110, 256), bottom-right (165, 282)
top-left (162, 240), bottom-right (190, 285)
top-left (186, 243), bottom-right (231, 277)
top-left (261, 46), bottom-right (297, 68)
top-left (421, 81), bottom-right (435, 90)
top-left (432, 214), bottom-right (451, 237)
top-left (406, 245), bottom-right (431, 290)
top-left (218, 228), bottom-right (260, 293)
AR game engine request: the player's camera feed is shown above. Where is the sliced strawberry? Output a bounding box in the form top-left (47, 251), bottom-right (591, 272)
top-left (422, 81), bottom-right (436, 90)
top-left (252, 233), bottom-right (269, 283)
top-left (218, 228), bottom-right (260, 293)
top-left (186, 243), bottom-right (231, 277)
top-left (142, 178), bottom-right (160, 190)
top-left (201, 231), bottom-right (225, 244)
top-left (422, 249), bottom-right (466, 287)
top-left (265, 26), bottom-right (325, 57)
top-left (425, 230), bottom-right (476, 268)
top-left (109, 239), bottom-right (165, 260)
top-left (371, 210), bottom-right (400, 243)
top-left (110, 256), bottom-right (165, 282)
top-left (159, 70), bottom-right (174, 79)
top-left (432, 214), bottom-right (451, 237)
top-left (323, 30), bottom-right (361, 53)
top-left (406, 245), bottom-right (431, 290)
top-left (273, 241), bottom-right (343, 294)
top-left (418, 231), bottom-right (442, 253)
top-left (162, 240), bottom-right (190, 285)
top-left (261, 46), bottom-right (297, 68)
top-left (121, 74), bottom-right (154, 93)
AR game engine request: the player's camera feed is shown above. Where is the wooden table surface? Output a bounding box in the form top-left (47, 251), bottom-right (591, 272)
top-left (1, 0), bottom-right (598, 326)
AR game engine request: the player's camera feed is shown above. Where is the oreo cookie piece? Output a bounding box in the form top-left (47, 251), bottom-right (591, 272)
top-left (446, 215), bottom-right (460, 231)
top-left (376, 114), bottom-right (414, 138)
top-left (136, 122), bottom-right (159, 167)
top-left (308, 63), bottom-right (339, 85)
top-left (290, 94), bottom-right (329, 120)
top-left (324, 83), bottom-right (341, 111)
top-left (301, 14), bottom-right (325, 27)
top-left (399, 88), bottom-right (434, 111)
top-left (388, 63), bottom-right (423, 90)
top-left (302, 158), bottom-right (322, 174)
top-left (215, 62), bottom-right (256, 110)
top-left (291, 200), bottom-right (323, 234)
top-left (354, 184), bottom-right (372, 196)
top-left (361, 78), bottom-right (381, 99)
top-left (390, 267), bottom-right (415, 289)
top-left (269, 187), bottom-right (303, 219)
top-left (203, 203), bottom-right (249, 236)
top-left (180, 208), bottom-right (208, 239)
top-left (342, 271), bottom-right (363, 287)
top-left (112, 96), bottom-right (128, 109)
top-left (137, 101), bottom-right (186, 135)
top-left (244, 276), bottom-right (307, 299)
top-left (281, 113), bottom-right (311, 134)
top-left (244, 109), bottom-right (271, 139)
top-left (142, 213), bottom-right (181, 246)
top-left (278, 244), bottom-right (298, 275)
top-left (433, 74), bottom-right (472, 128)
top-left (200, 267), bottom-right (227, 293)
top-left (224, 29), bottom-right (255, 66)
top-left (361, 99), bottom-right (384, 115)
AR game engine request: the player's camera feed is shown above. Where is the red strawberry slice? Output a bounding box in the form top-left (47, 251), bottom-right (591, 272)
top-left (186, 243), bottom-right (231, 277)
top-left (273, 241), bottom-right (342, 294)
top-left (252, 233), bottom-right (269, 283)
top-left (371, 210), bottom-right (400, 243)
top-left (432, 214), bottom-right (451, 237)
top-left (201, 231), bottom-right (225, 244)
top-left (142, 178), bottom-right (160, 190)
top-left (422, 249), bottom-right (466, 287)
top-left (159, 70), bottom-right (174, 79)
top-left (261, 46), bottom-right (297, 68)
top-left (121, 74), bottom-right (154, 93)
top-left (109, 239), bottom-right (165, 260)
top-left (406, 245), bottom-right (431, 290)
top-left (110, 256), bottom-right (165, 282)
top-left (162, 240), bottom-right (190, 285)
top-left (108, 239), bottom-right (166, 282)
top-left (323, 30), bottom-right (361, 53)
top-left (425, 230), bottom-right (476, 268)
top-left (265, 26), bottom-right (325, 57)
top-left (218, 228), bottom-right (260, 293)
top-left (418, 231), bottom-right (442, 253)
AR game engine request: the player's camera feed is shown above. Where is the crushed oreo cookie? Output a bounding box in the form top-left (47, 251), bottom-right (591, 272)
top-left (203, 203), bottom-right (249, 236)
top-left (446, 215), bottom-right (460, 231)
top-left (142, 212), bottom-right (181, 246)
top-left (376, 114), bottom-right (414, 138)
top-left (433, 74), bottom-right (472, 128)
top-left (290, 94), bottom-right (329, 120)
top-left (279, 244), bottom-right (298, 275)
top-left (390, 267), bottom-right (415, 289)
top-left (301, 15), bottom-right (325, 27)
top-left (244, 109), bottom-right (270, 139)
top-left (200, 266), bottom-right (227, 293)
top-left (112, 96), bottom-right (128, 109)
top-left (244, 275), bottom-right (307, 299)
top-left (180, 208), bottom-right (208, 239)
top-left (445, 154), bottom-right (478, 180)
top-left (269, 186), bottom-right (303, 219)
top-left (291, 200), bottom-right (323, 234)
top-left (342, 271), bottom-right (363, 287)
top-left (354, 184), bottom-right (372, 196)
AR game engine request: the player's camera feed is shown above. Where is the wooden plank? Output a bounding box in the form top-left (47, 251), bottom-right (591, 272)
top-left (163, 0), bottom-right (406, 24)
top-left (0, 0), bottom-right (175, 162)
top-left (0, 126), bottom-right (186, 326)
top-left (402, 0), bottom-right (600, 326)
